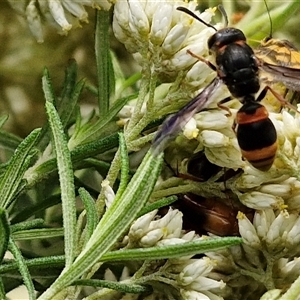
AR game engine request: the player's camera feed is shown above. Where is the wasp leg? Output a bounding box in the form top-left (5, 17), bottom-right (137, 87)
top-left (265, 85), bottom-right (300, 113)
top-left (217, 96), bottom-right (233, 116)
top-left (187, 50), bottom-right (217, 72)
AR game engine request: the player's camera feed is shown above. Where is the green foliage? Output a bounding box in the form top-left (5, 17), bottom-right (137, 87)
top-left (0, 4), bottom-right (249, 300)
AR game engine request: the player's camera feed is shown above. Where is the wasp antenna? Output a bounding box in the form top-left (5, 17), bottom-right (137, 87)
top-left (217, 5), bottom-right (228, 27)
top-left (177, 6), bottom-right (217, 31)
top-left (263, 0), bottom-right (273, 40)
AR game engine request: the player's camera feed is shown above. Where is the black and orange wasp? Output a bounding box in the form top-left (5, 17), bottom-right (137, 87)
top-left (152, 5), bottom-right (300, 171)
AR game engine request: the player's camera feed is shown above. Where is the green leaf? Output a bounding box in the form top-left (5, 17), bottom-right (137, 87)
top-left (38, 63), bottom-right (83, 151)
top-left (0, 115), bottom-right (8, 129)
top-left (0, 209), bottom-right (9, 263)
top-left (101, 237), bottom-right (242, 262)
top-left (11, 194), bottom-right (62, 224)
top-left (24, 133), bottom-right (119, 190)
top-left (69, 94), bottom-right (136, 148)
top-left (0, 130), bottom-right (22, 152)
top-left (8, 238), bottom-right (36, 300)
top-left (114, 133), bottom-right (129, 199)
top-left (37, 150), bottom-right (164, 300)
top-left (95, 8), bottom-right (115, 118)
top-left (78, 188), bottom-right (98, 245)
top-left (72, 279), bottom-right (151, 294)
top-left (59, 59), bottom-right (78, 109)
top-left (138, 195), bottom-right (178, 217)
top-left (42, 68), bottom-right (56, 105)
top-left (45, 101), bottom-right (76, 269)
top-left (12, 228), bottom-right (64, 241)
top-left (11, 219), bottom-right (45, 232)
top-left (0, 128), bottom-right (40, 208)
top-left (59, 79), bottom-right (85, 130)
top-left (0, 255), bottom-right (65, 274)
top-left (0, 279), bottom-right (5, 299)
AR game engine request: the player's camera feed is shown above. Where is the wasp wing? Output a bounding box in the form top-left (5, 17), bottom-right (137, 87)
top-left (256, 38), bottom-right (300, 67)
top-left (260, 61), bottom-right (300, 91)
top-left (151, 77), bottom-right (221, 155)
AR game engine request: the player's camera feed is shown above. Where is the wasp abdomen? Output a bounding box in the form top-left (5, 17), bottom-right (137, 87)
top-left (236, 102), bottom-right (277, 170)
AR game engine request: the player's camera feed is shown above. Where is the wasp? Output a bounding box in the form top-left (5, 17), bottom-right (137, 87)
top-left (179, 193), bottom-right (254, 236)
top-left (161, 151), bottom-right (253, 236)
top-left (152, 6), bottom-right (300, 171)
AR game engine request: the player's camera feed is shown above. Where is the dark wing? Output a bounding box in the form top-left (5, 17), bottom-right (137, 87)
top-left (260, 61), bottom-right (300, 91)
top-left (151, 77), bottom-right (221, 155)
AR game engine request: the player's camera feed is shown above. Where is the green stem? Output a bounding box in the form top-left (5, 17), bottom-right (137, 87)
top-left (95, 9), bottom-right (114, 117)
top-left (126, 69), bottom-right (151, 132)
top-left (238, 1), bottom-right (300, 41)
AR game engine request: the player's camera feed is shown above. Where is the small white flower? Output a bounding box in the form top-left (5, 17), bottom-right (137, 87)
top-left (101, 179), bottom-right (115, 208)
top-left (184, 60), bottom-right (215, 87)
top-left (238, 191), bottom-right (284, 209)
top-left (204, 140), bottom-right (244, 169)
top-left (26, 0), bottom-right (44, 42)
top-left (8, 0), bottom-right (114, 41)
top-left (149, 3), bottom-right (173, 46)
top-left (253, 209), bottom-right (275, 240)
top-left (163, 256), bottom-right (225, 300)
top-left (265, 211), bottom-right (297, 250)
top-left (126, 208), bottom-right (184, 248)
top-left (179, 257), bottom-right (214, 285)
top-left (183, 118), bottom-right (199, 140)
top-left (259, 183), bottom-right (292, 198)
top-left (278, 257), bottom-right (300, 276)
top-left (286, 217), bottom-right (300, 246)
top-left (140, 228), bottom-right (164, 247)
top-left (194, 110), bottom-right (231, 131)
top-left (48, 0), bottom-right (72, 32)
top-left (200, 130), bottom-right (229, 148)
top-left (128, 209), bottom-right (157, 240)
top-left (149, 208), bottom-right (183, 239)
top-left (180, 290), bottom-right (223, 300)
top-left (237, 212), bottom-right (261, 249)
top-left (188, 276), bottom-right (225, 292)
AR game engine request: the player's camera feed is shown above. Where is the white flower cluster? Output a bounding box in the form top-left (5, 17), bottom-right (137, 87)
top-left (113, 0), bottom-right (216, 82)
top-left (204, 209), bottom-right (300, 297)
top-left (112, 0), bottom-right (300, 297)
top-left (122, 208), bottom-right (224, 299)
top-left (173, 257), bottom-right (225, 300)
top-left (8, 0), bottom-right (115, 42)
top-left (125, 208), bottom-right (186, 248)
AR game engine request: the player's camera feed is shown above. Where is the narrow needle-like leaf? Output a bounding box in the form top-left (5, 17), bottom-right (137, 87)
top-left (38, 150), bottom-right (163, 300)
top-left (45, 101), bottom-right (76, 269)
top-left (0, 128), bottom-right (40, 208)
top-left (8, 238), bottom-right (36, 300)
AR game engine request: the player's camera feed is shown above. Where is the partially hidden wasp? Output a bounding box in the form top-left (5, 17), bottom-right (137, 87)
top-left (152, 5), bottom-right (300, 171)
top-left (161, 151), bottom-right (253, 236)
